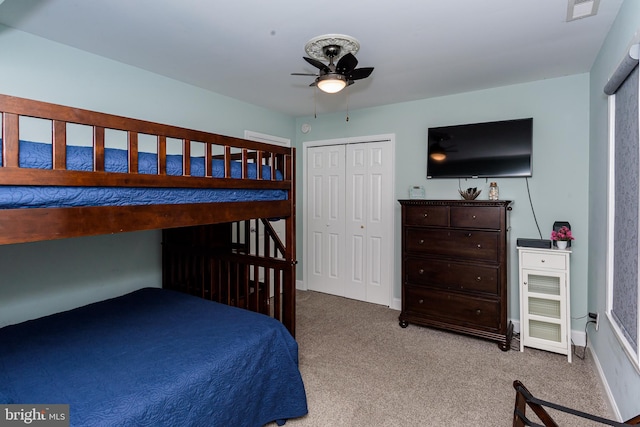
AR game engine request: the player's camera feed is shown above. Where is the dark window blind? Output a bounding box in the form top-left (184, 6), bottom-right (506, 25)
top-left (611, 63), bottom-right (639, 351)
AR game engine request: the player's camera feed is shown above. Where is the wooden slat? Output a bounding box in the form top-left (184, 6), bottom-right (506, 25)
top-left (268, 153), bottom-right (276, 180)
top-left (257, 151), bottom-right (264, 180)
top-left (52, 120), bottom-right (67, 170)
top-left (127, 131), bottom-right (138, 174)
top-left (93, 126), bottom-right (105, 172)
top-left (242, 149), bottom-right (248, 179)
top-left (158, 135), bottom-right (167, 175)
top-left (2, 112), bottom-right (19, 168)
top-left (183, 139), bottom-right (191, 176)
top-left (205, 142), bottom-right (212, 177)
top-left (224, 146), bottom-right (231, 178)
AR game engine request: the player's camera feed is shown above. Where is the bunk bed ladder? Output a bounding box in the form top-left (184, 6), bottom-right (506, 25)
top-left (162, 218), bottom-right (297, 336)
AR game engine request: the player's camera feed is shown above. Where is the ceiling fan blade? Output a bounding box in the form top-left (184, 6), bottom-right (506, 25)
top-left (303, 57), bottom-right (330, 73)
top-left (291, 72), bottom-right (318, 76)
top-left (336, 53), bottom-right (358, 74)
top-left (348, 67), bottom-right (374, 81)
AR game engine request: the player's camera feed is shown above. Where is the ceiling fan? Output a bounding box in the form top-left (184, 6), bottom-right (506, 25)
top-left (291, 34), bottom-right (374, 94)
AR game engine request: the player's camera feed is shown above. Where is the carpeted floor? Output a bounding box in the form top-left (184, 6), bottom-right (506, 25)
top-left (276, 290), bottom-right (613, 427)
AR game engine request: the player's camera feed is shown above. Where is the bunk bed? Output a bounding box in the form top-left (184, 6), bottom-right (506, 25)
top-left (0, 94), bottom-right (306, 425)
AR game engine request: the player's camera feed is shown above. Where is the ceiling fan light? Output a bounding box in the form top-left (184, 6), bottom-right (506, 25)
top-left (316, 74), bottom-right (347, 93)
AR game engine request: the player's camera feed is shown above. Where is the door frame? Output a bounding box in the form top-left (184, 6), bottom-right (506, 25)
top-left (302, 134), bottom-right (396, 307)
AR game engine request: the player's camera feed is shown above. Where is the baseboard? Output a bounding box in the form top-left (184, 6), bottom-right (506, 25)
top-left (589, 343), bottom-right (623, 421)
top-left (296, 279), bottom-right (306, 291)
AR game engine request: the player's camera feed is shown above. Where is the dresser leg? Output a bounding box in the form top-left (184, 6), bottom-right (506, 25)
top-left (399, 319), bottom-right (409, 328)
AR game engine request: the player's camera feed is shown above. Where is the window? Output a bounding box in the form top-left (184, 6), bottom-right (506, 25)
top-left (606, 41), bottom-right (640, 369)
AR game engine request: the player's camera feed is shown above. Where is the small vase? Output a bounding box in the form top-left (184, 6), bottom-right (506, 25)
top-left (556, 241), bottom-right (568, 250)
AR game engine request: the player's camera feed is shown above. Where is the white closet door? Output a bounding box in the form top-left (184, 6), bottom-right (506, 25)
top-left (345, 142), bottom-right (393, 305)
top-left (306, 145), bottom-right (347, 296)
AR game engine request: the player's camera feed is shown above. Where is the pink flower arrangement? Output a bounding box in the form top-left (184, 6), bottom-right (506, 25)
top-left (551, 226), bottom-right (574, 241)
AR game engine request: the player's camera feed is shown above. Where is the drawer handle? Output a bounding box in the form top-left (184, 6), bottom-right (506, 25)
top-left (423, 213), bottom-right (428, 218)
top-left (419, 269), bottom-right (424, 275)
top-left (419, 299), bottom-right (424, 304)
top-left (477, 244), bottom-right (482, 249)
top-left (476, 276), bottom-right (482, 281)
top-left (472, 215), bottom-right (477, 219)
top-left (466, 233), bottom-right (472, 237)
top-left (419, 239), bottom-right (424, 244)
top-left (541, 259), bottom-right (545, 263)
top-left (476, 309), bottom-right (482, 315)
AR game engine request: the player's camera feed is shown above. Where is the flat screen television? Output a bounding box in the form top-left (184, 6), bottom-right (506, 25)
top-left (426, 118), bottom-right (533, 179)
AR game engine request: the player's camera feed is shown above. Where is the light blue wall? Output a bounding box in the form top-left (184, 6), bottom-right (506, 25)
top-left (2, 6), bottom-right (639, 419)
top-left (588, 0), bottom-right (640, 420)
top-left (295, 75), bottom-right (591, 334)
top-left (0, 26), bottom-right (295, 326)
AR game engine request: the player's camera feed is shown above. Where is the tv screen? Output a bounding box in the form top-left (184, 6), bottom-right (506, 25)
top-left (427, 118), bottom-right (533, 179)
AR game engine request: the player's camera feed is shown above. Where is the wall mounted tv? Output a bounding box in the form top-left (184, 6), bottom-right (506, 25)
top-left (427, 118), bottom-right (533, 179)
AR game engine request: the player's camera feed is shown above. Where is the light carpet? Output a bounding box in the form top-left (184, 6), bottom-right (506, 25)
top-left (274, 290), bottom-right (613, 427)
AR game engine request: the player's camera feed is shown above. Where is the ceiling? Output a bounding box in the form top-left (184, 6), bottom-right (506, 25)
top-left (0, 0), bottom-right (624, 117)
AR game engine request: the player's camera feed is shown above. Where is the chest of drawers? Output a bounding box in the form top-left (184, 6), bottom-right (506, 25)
top-left (398, 199), bottom-right (513, 350)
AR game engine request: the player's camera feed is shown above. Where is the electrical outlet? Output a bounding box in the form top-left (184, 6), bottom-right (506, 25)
top-left (589, 312), bottom-right (600, 331)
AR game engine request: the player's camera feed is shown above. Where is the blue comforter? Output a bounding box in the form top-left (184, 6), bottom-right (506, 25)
top-left (0, 141), bottom-right (287, 208)
top-left (0, 288), bottom-right (308, 426)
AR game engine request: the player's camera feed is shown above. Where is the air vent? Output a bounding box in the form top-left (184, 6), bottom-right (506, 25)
top-left (566, 0), bottom-right (600, 22)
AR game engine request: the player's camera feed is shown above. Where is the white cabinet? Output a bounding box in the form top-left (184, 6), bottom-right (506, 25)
top-left (518, 247), bottom-right (572, 362)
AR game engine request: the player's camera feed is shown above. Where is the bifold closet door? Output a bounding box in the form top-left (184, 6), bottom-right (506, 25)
top-left (306, 142), bottom-right (392, 305)
top-left (307, 145), bottom-right (347, 296)
top-left (344, 142), bottom-right (393, 305)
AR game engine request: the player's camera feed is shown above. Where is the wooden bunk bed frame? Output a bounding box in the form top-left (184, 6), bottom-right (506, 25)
top-left (0, 94), bottom-right (298, 335)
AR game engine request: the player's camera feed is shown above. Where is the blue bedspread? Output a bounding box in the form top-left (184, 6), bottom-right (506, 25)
top-left (0, 288), bottom-right (308, 427)
top-left (0, 141), bottom-right (287, 208)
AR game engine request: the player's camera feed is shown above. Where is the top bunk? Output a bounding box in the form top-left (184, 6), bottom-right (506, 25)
top-left (0, 94), bottom-right (295, 245)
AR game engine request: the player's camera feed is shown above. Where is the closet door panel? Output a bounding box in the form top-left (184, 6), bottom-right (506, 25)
top-left (307, 145), bottom-right (346, 296)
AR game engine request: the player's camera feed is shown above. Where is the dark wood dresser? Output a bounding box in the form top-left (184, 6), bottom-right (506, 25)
top-left (398, 199), bottom-right (513, 350)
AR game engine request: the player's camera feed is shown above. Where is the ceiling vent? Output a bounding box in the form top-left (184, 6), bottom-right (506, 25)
top-left (566, 0), bottom-right (600, 22)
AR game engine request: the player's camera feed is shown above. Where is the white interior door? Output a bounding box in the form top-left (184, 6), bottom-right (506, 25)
top-left (344, 142), bottom-right (393, 305)
top-left (306, 145), bottom-right (346, 296)
top-left (305, 138), bottom-right (394, 306)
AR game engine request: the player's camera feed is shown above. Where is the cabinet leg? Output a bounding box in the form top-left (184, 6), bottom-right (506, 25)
top-left (399, 319), bottom-right (409, 328)
top-left (498, 321), bottom-right (515, 351)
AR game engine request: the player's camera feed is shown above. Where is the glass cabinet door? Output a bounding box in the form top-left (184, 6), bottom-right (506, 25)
top-left (521, 269), bottom-right (567, 350)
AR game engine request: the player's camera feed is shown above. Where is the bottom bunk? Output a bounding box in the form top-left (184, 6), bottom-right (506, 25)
top-left (0, 288), bottom-right (308, 427)
top-left (162, 219), bottom-right (297, 336)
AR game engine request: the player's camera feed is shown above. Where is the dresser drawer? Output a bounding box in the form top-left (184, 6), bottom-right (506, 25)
top-left (521, 251), bottom-right (567, 270)
top-left (405, 257), bottom-right (499, 295)
top-left (451, 206), bottom-right (501, 229)
top-left (404, 286), bottom-right (500, 331)
top-left (405, 228), bottom-right (499, 262)
top-left (404, 205), bottom-right (449, 227)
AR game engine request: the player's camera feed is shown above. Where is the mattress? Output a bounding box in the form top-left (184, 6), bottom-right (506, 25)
top-left (0, 288), bottom-right (308, 426)
top-left (0, 140), bottom-right (287, 208)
